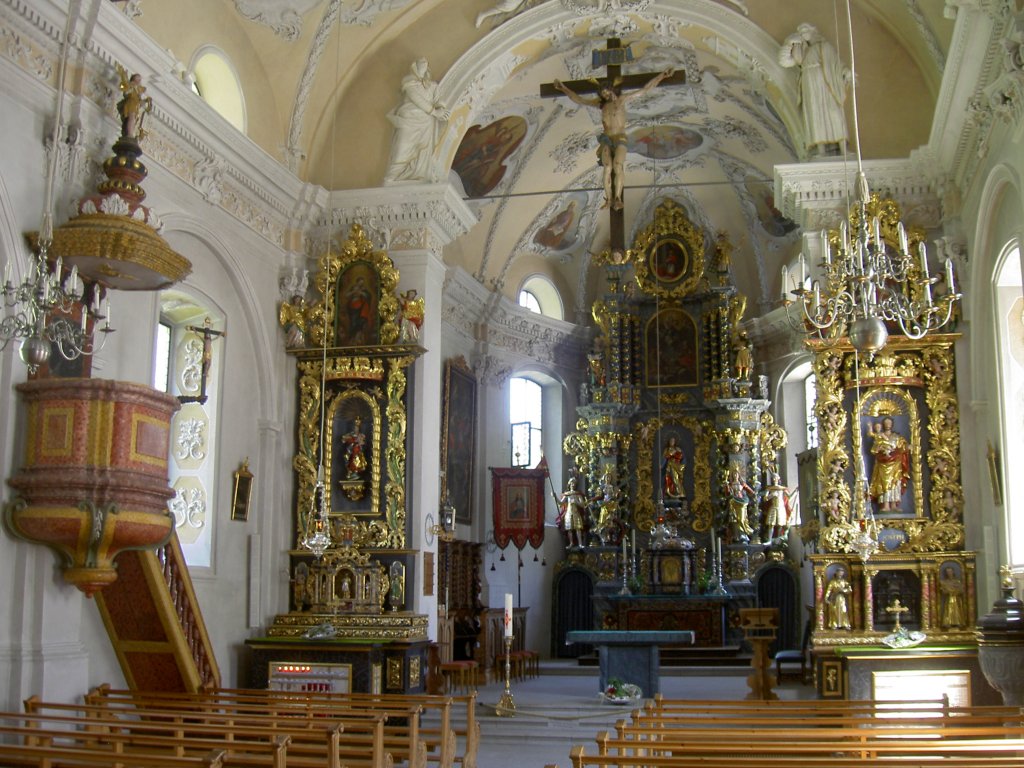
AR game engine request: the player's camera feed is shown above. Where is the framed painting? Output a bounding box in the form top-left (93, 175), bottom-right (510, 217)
top-left (441, 358), bottom-right (476, 524)
top-left (645, 307), bottom-right (699, 387)
top-left (491, 466), bottom-right (546, 549)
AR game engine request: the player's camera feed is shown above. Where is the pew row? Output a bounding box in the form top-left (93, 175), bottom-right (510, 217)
top-left (22, 697), bottom-right (392, 768)
top-left (87, 683), bottom-right (479, 768)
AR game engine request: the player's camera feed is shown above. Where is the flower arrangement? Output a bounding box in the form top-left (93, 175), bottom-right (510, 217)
top-left (602, 677), bottom-right (642, 703)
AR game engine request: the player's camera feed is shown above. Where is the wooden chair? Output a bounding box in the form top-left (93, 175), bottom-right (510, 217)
top-left (438, 659), bottom-right (477, 694)
top-left (774, 608), bottom-right (812, 683)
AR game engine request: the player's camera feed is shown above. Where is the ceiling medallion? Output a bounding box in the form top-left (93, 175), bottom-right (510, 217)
top-left (561, 0), bottom-right (653, 14)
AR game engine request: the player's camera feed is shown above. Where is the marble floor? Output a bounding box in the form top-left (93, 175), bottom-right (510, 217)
top-left (464, 661), bottom-right (816, 768)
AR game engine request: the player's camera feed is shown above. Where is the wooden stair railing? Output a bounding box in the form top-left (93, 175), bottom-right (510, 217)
top-left (94, 531), bottom-right (220, 692)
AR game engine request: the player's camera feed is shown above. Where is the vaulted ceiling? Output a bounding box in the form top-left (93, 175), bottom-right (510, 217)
top-left (135, 0), bottom-right (953, 320)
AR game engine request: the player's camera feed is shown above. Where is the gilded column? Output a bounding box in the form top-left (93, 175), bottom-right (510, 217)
top-left (863, 568), bottom-right (874, 632)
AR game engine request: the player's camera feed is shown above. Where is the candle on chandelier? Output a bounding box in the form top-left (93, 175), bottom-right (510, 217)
top-left (798, 253), bottom-right (807, 288)
top-left (918, 242), bottom-right (930, 278)
top-left (821, 230), bottom-right (831, 265)
top-left (945, 258), bottom-right (956, 293)
top-left (780, 265), bottom-right (788, 301)
top-left (504, 593), bottom-right (513, 638)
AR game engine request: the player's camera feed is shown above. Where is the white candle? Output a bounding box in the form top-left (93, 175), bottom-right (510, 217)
top-left (631, 529), bottom-right (636, 561)
top-left (504, 593), bottom-right (513, 638)
top-left (798, 253), bottom-right (807, 288)
top-left (897, 222), bottom-right (908, 255)
top-left (945, 258), bottom-right (955, 293)
top-left (780, 265), bottom-right (788, 301)
top-left (821, 231), bottom-right (831, 265)
top-left (918, 242), bottom-right (929, 278)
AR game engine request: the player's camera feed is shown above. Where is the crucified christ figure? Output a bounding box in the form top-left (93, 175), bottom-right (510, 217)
top-left (552, 68), bottom-right (674, 210)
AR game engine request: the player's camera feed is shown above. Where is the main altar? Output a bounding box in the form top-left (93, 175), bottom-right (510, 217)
top-left (552, 200), bottom-right (795, 660)
top-left (246, 224), bottom-right (429, 693)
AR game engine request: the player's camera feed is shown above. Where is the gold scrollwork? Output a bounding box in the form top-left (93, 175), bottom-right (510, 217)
top-left (811, 336), bottom-right (964, 555)
top-left (631, 200), bottom-right (706, 299)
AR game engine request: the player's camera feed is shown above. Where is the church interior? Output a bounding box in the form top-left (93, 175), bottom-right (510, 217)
top-left (2, 0), bottom-right (1024, 761)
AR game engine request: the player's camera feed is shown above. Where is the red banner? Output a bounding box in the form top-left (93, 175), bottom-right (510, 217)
top-left (491, 464), bottom-right (547, 550)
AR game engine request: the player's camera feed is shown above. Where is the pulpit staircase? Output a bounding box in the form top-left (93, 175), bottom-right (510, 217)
top-left (94, 532), bottom-right (220, 692)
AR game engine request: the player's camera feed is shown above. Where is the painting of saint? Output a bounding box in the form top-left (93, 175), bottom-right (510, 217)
top-left (629, 125), bottom-right (703, 160)
top-left (335, 263), bottom-right (378, 345)
top-left (534, 195), bottom-right (584, 252)
top-left (646, 308), bottom-right (698, 387)
top-left (452, 115), bottom-right (527, 198)
top-left (744, 176), bottom-right (797, 237)
top-left (651, 239), bottom-right (689, 283)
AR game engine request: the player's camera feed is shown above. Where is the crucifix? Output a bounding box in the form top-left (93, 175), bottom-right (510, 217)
top-left (885, 597), bottom-right (910, 632)
top-left (179, 316), bottom-right (226, 406)
top-left (540, 38), bottom-right (685, 255)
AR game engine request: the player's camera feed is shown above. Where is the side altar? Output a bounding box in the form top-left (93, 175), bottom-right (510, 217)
top-left (552, 200), bottom-right (795, 657)
top-left (245, 224), bottom-right (429, 693)
top-left (806, 325), bottom-right (987, 699)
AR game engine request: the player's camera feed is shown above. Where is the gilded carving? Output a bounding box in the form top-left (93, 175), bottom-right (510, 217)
top-left (811, 336), bottom-right (964, 555)
top-left (633, 415), bottom-right (714, 533)
top-left (387, 658), bottom-right (403, 690)
top-left (631, 200), bottom-right (706, 299)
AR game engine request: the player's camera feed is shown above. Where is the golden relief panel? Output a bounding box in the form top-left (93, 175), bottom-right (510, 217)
top-left (811, 336), bottom-right (963, 556)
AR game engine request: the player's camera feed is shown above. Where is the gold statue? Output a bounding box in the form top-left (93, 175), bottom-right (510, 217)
top-left (939, 565), bottom-right (965, 628)
top-left (725, 468), bottom-right (755, 544)
top-left (661, 436), bottom-right (686, 500)
top-left (558, 477), bottom-right (588, 549)
top-left (116, 64), bottom-right (153, 140)
top-left (868, 416), bottom-right (910, 512)
top-left (824, 567), bottom-right (852, 630)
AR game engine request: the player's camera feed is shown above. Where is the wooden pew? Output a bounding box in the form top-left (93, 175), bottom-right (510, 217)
top-left (0, 734), bottom-right (226, 768)
top-left (89, 683), bottom-right (480, 768)
top-left (23, 697), bottom-right (389, 768)
top-left (0, 715), bottom-right (285, 767)
top-left (555, 744), bottom-right (1024, 768)
top-left (81, 687), bottom-right (421, 768)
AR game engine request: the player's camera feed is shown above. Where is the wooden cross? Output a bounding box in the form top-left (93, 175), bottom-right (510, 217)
top-left (540, 38), bottom-right (685, 255)
top-left (885, 598), bottom-right (910, 631)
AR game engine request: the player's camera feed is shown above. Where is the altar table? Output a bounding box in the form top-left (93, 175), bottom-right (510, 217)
top-left (565, 629), bottom-right (695, 697)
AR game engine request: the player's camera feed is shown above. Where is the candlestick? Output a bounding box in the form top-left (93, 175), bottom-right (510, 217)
top-left (496, 635), bottom-right (516, 716)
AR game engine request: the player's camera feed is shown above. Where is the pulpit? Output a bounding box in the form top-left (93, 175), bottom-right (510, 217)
top-left (566, 629), bottom-right (694, 696)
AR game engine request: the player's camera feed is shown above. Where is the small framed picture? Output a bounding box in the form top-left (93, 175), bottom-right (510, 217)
top-left (231, 459), bottom-right (253, 521)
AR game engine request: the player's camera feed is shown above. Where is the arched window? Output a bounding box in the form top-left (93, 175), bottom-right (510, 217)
top-left (190, 47), bottom-right (246, 134)
top-left (519, 275), bottom-right (563, 320)
top-left (155, 289), bottom-right (225, 568)
top-left (510, 377), bottom-right (542, 468)
top-left (994, 242), bottom-right (1024, 564)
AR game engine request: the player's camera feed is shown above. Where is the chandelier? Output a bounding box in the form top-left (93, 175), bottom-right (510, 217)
top-left (1, 245), bottom-right (112, 373)
top-left (783, 3), bottom-right (960, 356)
top-left (0, 13), bottom-right (113, 373)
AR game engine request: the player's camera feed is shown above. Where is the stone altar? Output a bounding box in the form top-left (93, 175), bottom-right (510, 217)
top-left (565, 629), bottom-right (694, 697)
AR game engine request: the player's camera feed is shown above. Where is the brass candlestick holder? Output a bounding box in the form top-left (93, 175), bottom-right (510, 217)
top-left (496, 635), bottom-right (516, 716)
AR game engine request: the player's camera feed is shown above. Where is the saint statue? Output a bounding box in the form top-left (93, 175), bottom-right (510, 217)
top-left (116, 65), bottom-right (153, 141)
top-left (824, 567), bottom-right (853, 630)
top-left (868, 416), bottom-right (911, 512)
top-left (594, 470), bottom-right (621, 545)
top-left (939, 565), bottom-right (966, 628)
top-left (761, 469), bottom-right (788, 541)
top-left (398, 289), bottom-right (424, 343)
top-left (778, 23), bottom-right (850, 156)
top-left (343, 418), bottom-right (368, 480)
top-left (661, 436), bottom-right (686, 500)
top-left (550, 69), bottom-right (674, 210)
top-left (558, 477), bottom-right (588, 549)
top-left (725, 468), bottom-right (755, 544)
top-left (385, 58), bottom-right (450, 183)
